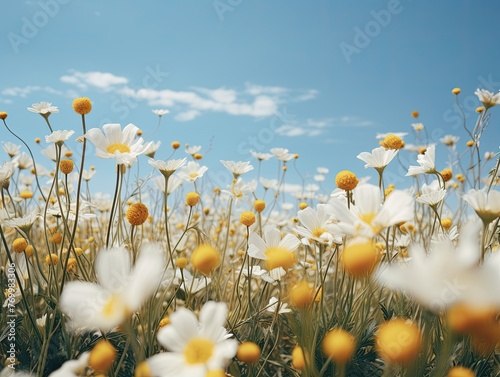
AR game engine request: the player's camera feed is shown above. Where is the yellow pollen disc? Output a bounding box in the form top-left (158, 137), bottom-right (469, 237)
top-left (359, 212), bottom-right (382, 233)
top-left (312, 227), bottom-right (327, 238)
top-left (265, 247), bottom-right (296, 270)
top-left (189, 172), bottom-right (199, 179)
top-left (183, 338), bottom-right (215, 365)
top-left (102, 295), bottom-right (127, 318)
top-left (107, 143), bottom-right (131, 154)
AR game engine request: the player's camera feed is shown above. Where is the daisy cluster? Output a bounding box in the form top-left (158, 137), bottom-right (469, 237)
top-left (0, 89), bottom-right (499, 377)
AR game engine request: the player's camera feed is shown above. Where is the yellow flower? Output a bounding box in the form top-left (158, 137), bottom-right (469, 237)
top-left (89, 340), bottom-right (116, 372)
top-left (25, 245), bottom-right (35, 257)
top-left (380, 134), bottom-right (405, 150)
top-left (72, 97), bottom-right (92, 115)
top-left (176, 257), bottom-right (188, 269)
top-left (322, 328), bottom-right (356, 364)
top-left (376, 319), bottom-right (422, 365)
top-left (59, 159), bottom-right (74, 175)
top-left (335, 170), bottom-right (358, 191)
top-left (411, 110), bottom-right (419, 118)
top-left (186, 192), bottom-right (200, 207)
top-left (446, 303), bottom-right (496, 334)
top-left (254, 199), bottom-right (266, 213)
top-left (441, 218), bottom-right (452, 230)
top-left (66, 257), bottom-right (77, 272)
top-left (171, 141), bottom-right (181, 149)
top-left (237, 341), bottom-right (261, 364)
top-left (158, 316), bottom-right (171, 329)
top-left (0, 112), bottom-right (8, 120)
top-left (190, 244), bottom-right (220, 275)
top-left (440, 168), bottom-right (452, 182)
top-left (289, 280), bottom-right (315, 309)
top-left (12, 238), bottom-right (28, 253)
top-left (49, 233), bottom-right (63, 244)
top-left (20, 190), bottom-right (33, 200)
top-left (292, 345), bottom-right (307, 371)
top-left (447, 366), bottom-right (475, 377)
top-left (45, 254), bottom-right (59, 265)
top-left (452, 87), bottom-right (461, 95)
top-left (299, 202), bottom-right (308, 210)
top-left (341, 241), bottom-right (380, 278)
top-left (126, 203), bottom-right (149, 226)
top-left (134, 361), bottom-right (152, 377)
top-left (240, 211), bottom-right (256, 227)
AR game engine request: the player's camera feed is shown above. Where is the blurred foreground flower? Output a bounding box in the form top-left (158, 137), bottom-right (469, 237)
top-left (60, 245), bottom-right (164, 331)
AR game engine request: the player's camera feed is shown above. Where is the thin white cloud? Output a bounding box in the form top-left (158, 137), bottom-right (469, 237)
top-left (2, 86), bottom-right (64, 98)
top-left (175, 110), bottom-right (201, 122)
top-left (60, 71), bottom-right (128, 91)
top-left (275, 116), bottom-right (374, 137)
top-left (0, 70), bottom-right (320, 123)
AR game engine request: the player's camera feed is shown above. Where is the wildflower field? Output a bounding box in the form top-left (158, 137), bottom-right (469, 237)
top-left (0, 90), bottom-right (499, 377)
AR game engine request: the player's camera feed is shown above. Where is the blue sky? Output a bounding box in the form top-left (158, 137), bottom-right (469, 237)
top-left (1, 0), bottom-right (499, 196)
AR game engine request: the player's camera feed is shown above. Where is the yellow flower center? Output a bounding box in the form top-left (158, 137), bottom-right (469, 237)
top-left (102, 295), bottom-right (128, 319)
top-left (107, 143), bottom-right (131, 154)
top-left (358, 212), bottom-right (382, 234)
top-left (312, 227), bottom-right (327, 238)
top-left (265, 247), bottom-right (296, 270)
top-left (183, 337), bottom-right (215, 365)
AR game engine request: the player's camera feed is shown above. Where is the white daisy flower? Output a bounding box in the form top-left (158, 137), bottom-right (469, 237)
top-left (357, 146), bottom-right (398, 170)
top-left (411, 123), bottom-right (424, 132)
top-left (416, 181), bottom-right (446, 207)
top-left (41, 144), bottom-right (71, 162)
top-left (2, 142), bottom-right (21, 158)
top-left (266, 296), bottom-right (291, 314)
top-left (475, 88), bottom-right (500, 109)
top-left (60, 245), bottom-right (165, 332)
top-left (45, 130), bottom-right (75, 145)
top-left (145, 302), bottom-right (237, 377)
top-left (12, 152), bottom-right (33, 170)
top-left (222, 178), bottom-right (253, 200)
top-left (152, 109), bottom-right (170, 117)
top-left (406, 145), bottom-right (437, 176)
top-left (48, 352), bottom-right (89, 377)
top-left (317, 167), bottom-right (329, 174)
top-left (0, 161), bottom-right (15, 187)
top-left (270, 147), bottom-right (295, 162)
top-left (3, 211), bottom-right (40, 233)
top-left (144, 140), bottom-right (161, 158)
top-left (328, 184), bottom-right (414, 238)
top-left (185, 145), bottom-right (202, 156)
top-left (295, 204), bottom-right (339, 244)
top-left (440, 135), bottom-right (459, 147)
top-left (178, 161), bottom-right (208, 183)
top-left (82, 169), bottom-right (96, 181)
top-left (149, 158), bottom-right (187, 177)
top-left (248, 226), bottom-right (300, 271)
top-left (250, 150), bottom-right (273, 161)
top-left (376, 223), bottom-right (499, 311)
top-left (220, 160), bottom-right (254, 178)
top-left (84, 123), bottom-right (152, 166)
top-left (27, 101), bottom-right (59, 116)
top-left (152, 175), bottom-right (183, 194)
top-left (259, 177), bottom-right (278, 190)
top-left (462, 189), bottom-right (500, 224)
